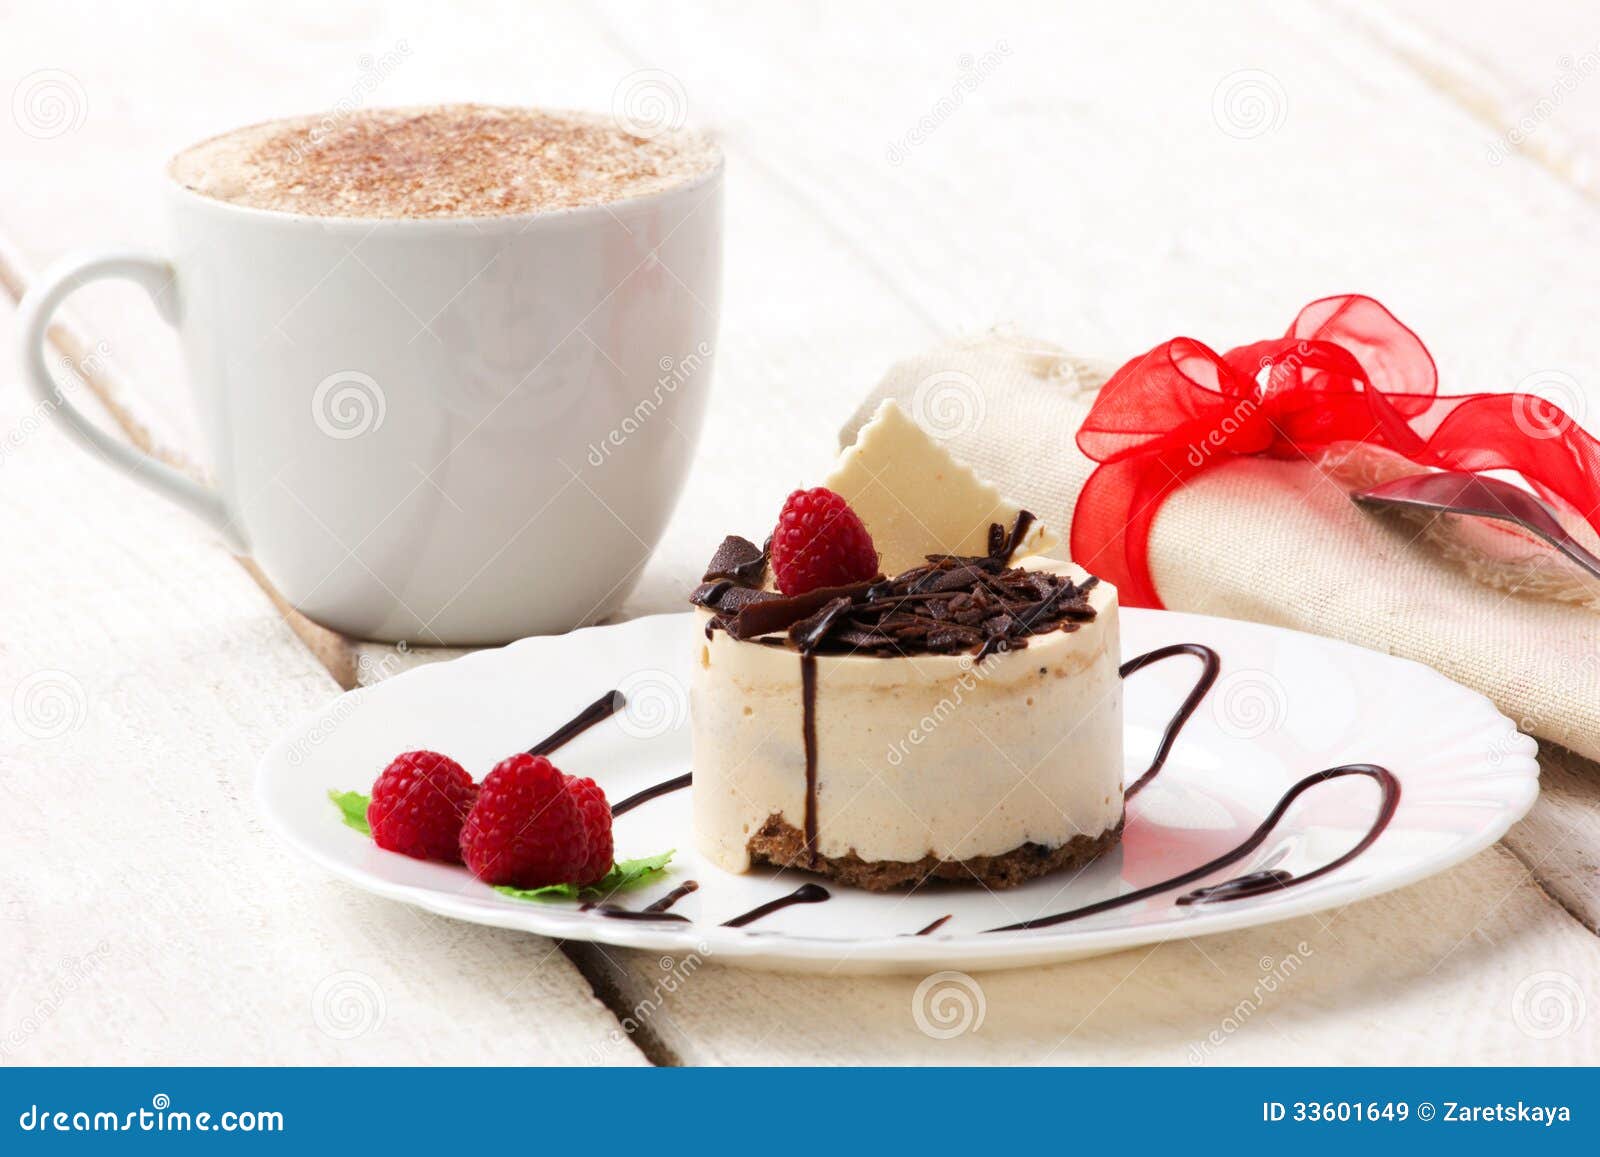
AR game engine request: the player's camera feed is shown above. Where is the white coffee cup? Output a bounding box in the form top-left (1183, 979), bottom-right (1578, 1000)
top-left (18, 132), bottom-right (722, 645)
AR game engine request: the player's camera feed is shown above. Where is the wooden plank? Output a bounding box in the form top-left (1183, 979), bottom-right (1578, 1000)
top-left (571, 842), bottom-right (1600, 1065)
top-left (0, 298), bottom-right (645, 1065)
top-left (1504, 744), bottom-right (1600, 935)
top-left (1339, 0), bottom-right (1600, 200)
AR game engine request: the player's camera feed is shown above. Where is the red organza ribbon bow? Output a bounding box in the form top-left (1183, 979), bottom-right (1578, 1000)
top-left (1070, 294), bottom-right (1600, 608)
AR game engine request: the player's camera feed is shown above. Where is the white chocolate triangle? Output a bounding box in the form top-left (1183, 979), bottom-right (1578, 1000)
top-left (822, 399), bottom-right (1059, 577)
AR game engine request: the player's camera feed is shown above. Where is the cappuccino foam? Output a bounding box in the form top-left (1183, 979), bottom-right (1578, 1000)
top-left (169, 105), bottom-right (720, 220)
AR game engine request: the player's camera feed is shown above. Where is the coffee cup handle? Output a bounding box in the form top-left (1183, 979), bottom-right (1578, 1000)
top-left (16, 249), bottom-right (245, 552)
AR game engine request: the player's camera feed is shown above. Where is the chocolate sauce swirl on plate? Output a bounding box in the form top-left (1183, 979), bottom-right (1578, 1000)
top-left (1118, 643), bottom-right (1220, 800)
top-left (721, 883), bottom-right (831, 928)
top-left (526, 689), bottom-right (622, 756)
top-left (590, 880), bottom-right (701, 923)
top-left (984, 763), bottom-right (1400, 932)
top-left (611, 771), bottom-right (693, 818)
top-left (507, 570), bottom-right (1402, 941)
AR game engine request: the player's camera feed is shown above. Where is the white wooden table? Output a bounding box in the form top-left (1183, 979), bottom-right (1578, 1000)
top-left (4, 0), bottom-right (1598, 1065)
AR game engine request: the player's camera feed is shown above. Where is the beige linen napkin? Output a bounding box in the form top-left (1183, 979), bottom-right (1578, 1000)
top-left (843, 333), bottom-right (1600, 763)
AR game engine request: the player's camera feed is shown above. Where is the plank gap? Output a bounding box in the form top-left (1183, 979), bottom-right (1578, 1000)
top-left (559, 942), bottom-right (683, 1067)
top-left (0, 229), bottom-right (362, 689)
top-left (1501, 741), bottom-right (1600, 939)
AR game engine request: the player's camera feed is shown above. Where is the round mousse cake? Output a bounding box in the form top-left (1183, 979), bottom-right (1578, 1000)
top-left (688, 400), bottom-right (1124, 891)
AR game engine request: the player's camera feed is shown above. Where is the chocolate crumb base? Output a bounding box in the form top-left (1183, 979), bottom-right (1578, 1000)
top-left (745, 815), bottom-right (1123, 892)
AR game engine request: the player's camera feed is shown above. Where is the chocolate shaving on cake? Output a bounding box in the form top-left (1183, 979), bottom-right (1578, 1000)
top-left (988, 508), bottom-right (1036, 564)
top-left (691, 511), bottom-right (1097, 658)
top-left (702, 535), bottom-right (768, 586)
top-left (724, 579), bottom-right (880, 641)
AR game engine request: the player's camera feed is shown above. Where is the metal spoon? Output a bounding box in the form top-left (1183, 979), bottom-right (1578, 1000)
top-left (1351, 470), bottom-right (1600, 581)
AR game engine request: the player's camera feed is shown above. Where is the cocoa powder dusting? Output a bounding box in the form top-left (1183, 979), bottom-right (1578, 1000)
top-left (169, 105), bottom-right (719, 220)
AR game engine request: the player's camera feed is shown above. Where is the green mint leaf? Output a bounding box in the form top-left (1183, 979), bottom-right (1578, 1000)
top-left (328, 789), bottom-right (371, 836)
top-left (494, 849), bottom-right (676, 904)
top-left (597, 849), bottom-right (676, 893)
top-left (494, 881), bottom-right (582, 902)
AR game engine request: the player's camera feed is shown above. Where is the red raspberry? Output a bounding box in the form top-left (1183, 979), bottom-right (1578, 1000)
top-left (564, 775), bottom-right (614, 886)
top-left (367, 750), bottom-right (477, 863)
top-left (459, 754), bottom-right (589, 887)
top-left (769, 487), bottom-right (879, 596)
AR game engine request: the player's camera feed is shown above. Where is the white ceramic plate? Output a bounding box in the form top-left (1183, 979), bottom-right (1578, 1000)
top-left (257, 610), bottom-right (1539, 974)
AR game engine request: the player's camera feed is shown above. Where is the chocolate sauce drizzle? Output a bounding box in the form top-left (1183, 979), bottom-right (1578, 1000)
top-left (1118, 643), bottom-right (1220, 800)
top-left (644, 880), bottom-right (701, 913)
top-left (985, 763), bottom-right (1400, 932)
top-left (800, 654), bottom-right (820, 865)
top-left (976, 647), bottom-right (1400, 932)
top-left (527, 689), bottom-right (622, 756)
top-left (521, 619), bottom-right (1398, 940)
top-left (516, 695), bottom-right (829, 932)
top-left (611, 772), bottom-right (693, 818)
top-left (591, 880), bottom-right (701, 924)
top-left (721, 882), bottom-right (831, 928)
top-left (588, 906), bottom-right (690, 924)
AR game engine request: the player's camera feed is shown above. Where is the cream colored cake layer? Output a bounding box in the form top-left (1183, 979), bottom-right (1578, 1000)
top-left (691, 561), bottom-right (1123, 870)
